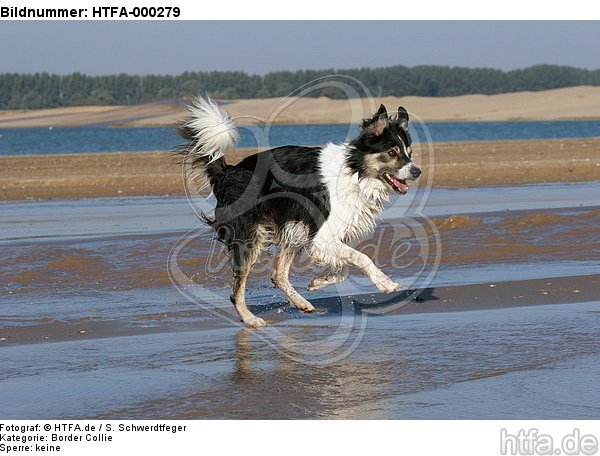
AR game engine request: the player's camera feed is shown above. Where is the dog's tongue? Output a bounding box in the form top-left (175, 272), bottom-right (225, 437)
top-left (391, 176), bottom-right (409, 192)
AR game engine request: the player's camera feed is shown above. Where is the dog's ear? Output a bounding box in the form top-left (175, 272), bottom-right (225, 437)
top-left (376, 104), bottom-right (388, 119)
top-left (362, 104), bottom-right (389, 135)
top-left (397, 106), bottom-right (409, 125)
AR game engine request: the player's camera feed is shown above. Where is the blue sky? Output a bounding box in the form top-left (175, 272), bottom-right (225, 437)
top-left (1, 21), bottom-right (598, 75)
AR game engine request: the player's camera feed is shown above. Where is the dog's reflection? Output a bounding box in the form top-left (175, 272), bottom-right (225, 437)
top-left (229, 324), bottom-right (401, 418)
top-left (232, 329), bottom-right (253, 380)
top-left (232, 328), bottom-right (295, 382)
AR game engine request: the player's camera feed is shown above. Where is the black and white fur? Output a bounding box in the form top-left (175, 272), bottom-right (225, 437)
top-left (178, 97), bottom-right (421, 328)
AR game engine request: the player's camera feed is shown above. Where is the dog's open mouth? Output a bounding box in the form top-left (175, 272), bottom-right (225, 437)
top-left (382, 172), bottom-right (409, 194)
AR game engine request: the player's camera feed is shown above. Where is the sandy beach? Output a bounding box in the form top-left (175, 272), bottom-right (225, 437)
top-left (1, 137), bottom-right (599, 200)
top-left (0, 86), bottom-right (599, 128)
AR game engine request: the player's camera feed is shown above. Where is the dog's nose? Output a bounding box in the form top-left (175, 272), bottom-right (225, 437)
top-left (411, 167), bottom-right (422, 178)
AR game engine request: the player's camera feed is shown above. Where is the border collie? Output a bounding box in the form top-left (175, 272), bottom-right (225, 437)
top-left (177, 97), bottom-right (421, 328)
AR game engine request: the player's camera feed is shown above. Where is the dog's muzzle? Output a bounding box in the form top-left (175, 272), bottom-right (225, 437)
top-left (382, 165), bottom-right (421, 194)
top-left (382, 172), bottom-right (409, 194)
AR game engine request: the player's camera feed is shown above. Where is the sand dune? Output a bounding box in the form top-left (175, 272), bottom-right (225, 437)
top-left (0, 86), bottom-right (599, 128)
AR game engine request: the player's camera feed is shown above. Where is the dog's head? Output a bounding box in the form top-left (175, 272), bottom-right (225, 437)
top-left (348, 104), bottom-right (421, 195)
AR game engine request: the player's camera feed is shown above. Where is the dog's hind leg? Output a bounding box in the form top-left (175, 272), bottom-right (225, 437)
top-left (229, 234), bottom-right (266, 329)
top-left (272, 248), bottom-right (315, 313)
top-left (307, 266), bottom-right (349, 291)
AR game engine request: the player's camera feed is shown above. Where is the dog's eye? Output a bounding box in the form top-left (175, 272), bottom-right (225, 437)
top-left (388, 149), bottom-right (397, 157)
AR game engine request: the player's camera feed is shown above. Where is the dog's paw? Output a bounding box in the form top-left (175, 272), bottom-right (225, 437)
top-left (307, 277), bottom-right (328, 291)
top-left (243, 316), bottom-right (267, 329)
top-left (376, 279), bottom-right (402, 294)
top-left (291, 295), bottom-right (316, 313)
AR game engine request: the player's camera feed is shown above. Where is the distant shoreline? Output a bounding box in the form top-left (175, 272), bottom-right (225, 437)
top-left (4, 117), bottom-right (600, 130)
top-left (0, 86), bottom-right (599, 129)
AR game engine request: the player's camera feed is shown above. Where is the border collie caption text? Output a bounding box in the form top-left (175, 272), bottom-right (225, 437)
top-left (0, 423), bottom-right (187, 453)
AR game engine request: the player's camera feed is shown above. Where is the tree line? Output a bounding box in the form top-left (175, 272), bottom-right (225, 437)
top-left (1, 64), bottom-right (598, 109)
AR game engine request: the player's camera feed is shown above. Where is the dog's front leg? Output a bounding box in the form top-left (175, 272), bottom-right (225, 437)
top-left (337, 243), bottom-right (401, 293)
top-left (307, 265), bottom-right (349, 291)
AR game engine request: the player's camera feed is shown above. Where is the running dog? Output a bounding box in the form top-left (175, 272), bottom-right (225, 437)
top-left (177, 97), bottom-right (421, 328)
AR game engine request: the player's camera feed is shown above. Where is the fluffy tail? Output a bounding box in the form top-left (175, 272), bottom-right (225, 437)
top-left (177, 96), bottom-right (239, 186)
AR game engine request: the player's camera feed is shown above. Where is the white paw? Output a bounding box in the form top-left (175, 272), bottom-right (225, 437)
top-left (243, 316), bottom-right (267, 328)
top-left (291, 296), bottom-right (316, 313)
top-left (376, 279), bottom-right (402, 294)
top-left (307, 277), bottom-right (328, 291)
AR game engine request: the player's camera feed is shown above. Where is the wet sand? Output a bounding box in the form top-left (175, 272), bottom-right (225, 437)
top-left (0, 86), bottom-right (599, 128)
top-left (1, 182), bottom-right (599, 418)
top-left (1, 137), bottom-right (599, 200)
top-left (0, 275), bottom-right (596, 347)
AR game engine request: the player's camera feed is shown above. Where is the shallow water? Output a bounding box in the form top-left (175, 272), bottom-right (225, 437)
top-left (1, 120), bottom-right (600, 155)
top-left (0, 182), bottom-right (599, 418)
top-left (1, 182), bottom-right (598, 321)
top-left (1, 301), bottom-right (599, 419)
top-left (2, 182), bottom-right (598, 242)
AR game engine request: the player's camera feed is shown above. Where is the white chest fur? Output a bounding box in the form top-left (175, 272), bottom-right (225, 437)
top-left (309, 143), bottom-right (389, 267)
